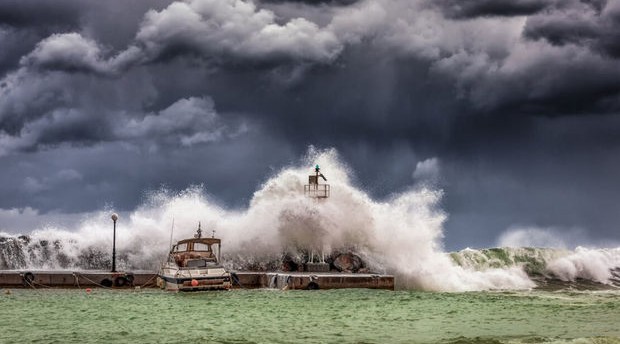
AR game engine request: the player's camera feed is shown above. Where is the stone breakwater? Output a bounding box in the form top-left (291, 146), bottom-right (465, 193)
top-left (0, 234), bottom-right (376, 274)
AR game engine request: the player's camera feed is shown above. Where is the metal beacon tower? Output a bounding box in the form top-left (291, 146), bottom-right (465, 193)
top-left (303, 165), bottom-right (330, 272)
top-left (304, 164), bottom-right (330, 199)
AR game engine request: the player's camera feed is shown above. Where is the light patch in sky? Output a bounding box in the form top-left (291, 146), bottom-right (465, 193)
top-left (497, 225), bottom-right (593, 249)
top-left (412, 157), bottom-right (440, 183)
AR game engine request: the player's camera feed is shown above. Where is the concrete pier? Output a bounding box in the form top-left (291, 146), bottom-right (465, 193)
top-left (233, 272), bottom-right (394, 290)
top-left (0, 270), bottom-right (394, 290)
top-left (0, 270), bottom-right (158, 288)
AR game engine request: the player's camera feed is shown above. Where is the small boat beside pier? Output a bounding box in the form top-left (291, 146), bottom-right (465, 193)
top-left (156, 223), bottom-right (232, 291)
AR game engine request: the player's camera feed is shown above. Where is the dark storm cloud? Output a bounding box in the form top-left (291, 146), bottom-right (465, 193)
top-left (0, 0), bottom-right (84, 75)
top-left (432, 42), bottom-right (620, 114)
top-left (9, 0), bottom-right (348, 76)
top-left (5, 0), bottom-right (620, 150)
top-left (431, 0), bottom-right (552, 19)
top-left (0, 0), bottom-right (83, 29)
top-left (524, 0), bottom-right (620, 58)
top-left (261, 0), bottom-right (359, 5)
top-left (440, 113), bottom-right (620, 248)
top-left (0, 0), bottom-right (172, 35)
top-left (0, 0), bottom-right (173, 76)
top-left (0, 91), bottom-right (246, 155)
top-left (2, 0), bottom-right (620, 248)
top-left (21, 33), bottom-right (112, 75)
top-left (129, 0), bottom-right (342, 64)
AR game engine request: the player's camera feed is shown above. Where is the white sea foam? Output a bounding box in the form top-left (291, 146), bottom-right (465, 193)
top-left (2, 148), bottom-right (618, 291)
top-left (546, 247), bottom-right (620, 283)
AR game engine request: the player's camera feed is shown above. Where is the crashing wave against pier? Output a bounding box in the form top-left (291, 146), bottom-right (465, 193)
top-left (1, 148), bottom-right (619, 291)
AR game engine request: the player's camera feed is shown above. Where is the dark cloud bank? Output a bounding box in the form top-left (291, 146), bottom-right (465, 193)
top-left (1, 0), bottom-right (620, 250)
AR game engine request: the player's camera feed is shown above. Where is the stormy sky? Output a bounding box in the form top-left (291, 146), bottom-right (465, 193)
top-left (1, 0), bottom-right (620, 250)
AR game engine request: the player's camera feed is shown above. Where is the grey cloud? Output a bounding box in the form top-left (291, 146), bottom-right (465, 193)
top-left (0, 135), bottom-right (297, 214)
top-left (22, 169), bottom-right (82, 194)
top-left (117, 96), bottom-right (245, 147)
top-left (261, 0), bottom-right (359, 5)
top-left (0, 27), bottom-right (46, 76)
top-left (0, 96), bottom-right (247, 156)
top-left (0, 107), bottom-right (110, 155)
top-left (2, 0), bottom-right (620, 249)
top-left (0, 68), bottom-right (72, 135)
top-left (13, 0), bottom-right (345, 76)
top-left (350, 0), bottom-right (620, 113)
top-left (0, 0), bottom-right (91, 76)
top-left (130, 0), bottom-right (342, 64)
top-left (441, 113), bottom-right (620, 248)
top-left (6, 0), bottom-right (620, 130)
top-left (21, 33), bottom-right (113, 75)
top-left (10, 0), bottom-right (620, 116)
top-left (0, 0), bottom-right (172, 36)
top-left (0, 0), bottom-right (84, 29)
top-left (524, 1), bottom-right (620, 58)
top-left (0, 62), bottom-right (164, 146)
top-left (0, 207), bottom-right (95, 235)
top-left (412, 157), bottom-right (440, 184)
top-left (431, 0), bottom-right (552, 19)
top-left (431, 41), bottom-right (620, 113)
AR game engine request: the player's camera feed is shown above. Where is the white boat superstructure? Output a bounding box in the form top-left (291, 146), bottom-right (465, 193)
top-left (157, 225), bottom-right (231, 291)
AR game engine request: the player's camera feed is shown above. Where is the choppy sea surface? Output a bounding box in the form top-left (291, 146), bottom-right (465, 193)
top-left (1, 288), bottom-right (619, 344)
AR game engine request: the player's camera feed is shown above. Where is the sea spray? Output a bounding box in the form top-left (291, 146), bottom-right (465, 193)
top-left (449, 247), bottom-right (569, 275)
top-left (546, 247), bottom-right (620, 283)
top-left (1, 148), bottom-right (618, 291)
top-left (449, 246), bottom-right (620, 288)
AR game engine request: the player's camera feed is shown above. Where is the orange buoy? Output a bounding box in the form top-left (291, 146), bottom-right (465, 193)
top-left (191, 279), bottom-right (199, 287)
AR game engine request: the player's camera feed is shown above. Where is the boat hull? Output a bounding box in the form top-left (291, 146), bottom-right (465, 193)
top-left (157, 274), bottom-right (232, 292)
top-left (159, 232), bottom-right (231, 291)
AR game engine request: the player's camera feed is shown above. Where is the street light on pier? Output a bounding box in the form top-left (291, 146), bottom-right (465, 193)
top-left (111, 213), bottom-right (118, 272)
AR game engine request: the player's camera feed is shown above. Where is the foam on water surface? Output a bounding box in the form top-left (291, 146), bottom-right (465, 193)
top-left (1, 289), bottom-right (619, 344)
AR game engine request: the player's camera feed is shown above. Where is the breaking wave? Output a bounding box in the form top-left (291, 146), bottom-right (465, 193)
top-left (450, 247), bottom-right (620, 289)
top-left (1, 148), bottom-right (619, 291)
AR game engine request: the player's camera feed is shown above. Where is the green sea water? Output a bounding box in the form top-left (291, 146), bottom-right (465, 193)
top-left (1, 288), bottom-right (619, 344)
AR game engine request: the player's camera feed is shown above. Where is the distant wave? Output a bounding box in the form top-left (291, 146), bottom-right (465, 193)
top-left (450, 247), bottom-right (620, 289)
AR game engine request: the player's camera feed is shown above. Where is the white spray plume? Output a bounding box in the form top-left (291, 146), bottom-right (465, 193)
top-left (2, 147), bottom-right (539, 291)
top-left (496, 225), bottom-right (602, 249)
top-left (498, 226), bottom-right (572, 249)
top-left (493, 226), bottom-right (620, 285)
top-left (546, 247), bottom-right (620, 284)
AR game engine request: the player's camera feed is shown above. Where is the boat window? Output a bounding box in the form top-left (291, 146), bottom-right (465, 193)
top-left (193, 243), bottom-right (211, 251)
top-left (186, 259), bottom-right (207, 268)
top-left (174, 243), bottom-right (188, 252)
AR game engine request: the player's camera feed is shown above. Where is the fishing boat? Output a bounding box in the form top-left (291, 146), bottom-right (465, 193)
top-left (157, 223), bottom-right (232, 291)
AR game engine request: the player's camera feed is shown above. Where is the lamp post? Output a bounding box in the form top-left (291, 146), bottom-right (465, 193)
top-left (111, 213), bottom-right (118, 272)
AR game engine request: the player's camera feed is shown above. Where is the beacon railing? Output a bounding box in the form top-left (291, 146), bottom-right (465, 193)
top-left (304, 184), bottom-right (330, 198)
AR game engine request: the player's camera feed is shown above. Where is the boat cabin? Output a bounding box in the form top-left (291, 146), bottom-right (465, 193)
top-left (170, 237), bottom-right (222, 268)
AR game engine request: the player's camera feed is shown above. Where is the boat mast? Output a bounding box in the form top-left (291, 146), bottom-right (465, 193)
top-left (195, 222), bottom-right (202, 238)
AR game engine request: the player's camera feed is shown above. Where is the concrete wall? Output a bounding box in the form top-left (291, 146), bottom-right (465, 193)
top-left (0, 271), bottom-right (158, 288)
top-left (1, 271), bottom-right (394, 290)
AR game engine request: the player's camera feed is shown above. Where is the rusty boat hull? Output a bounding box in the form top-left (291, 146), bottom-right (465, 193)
top-left (157, 266), bottom-right (232, 291)
top-left (158, 228), bottom-right (232, 292)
